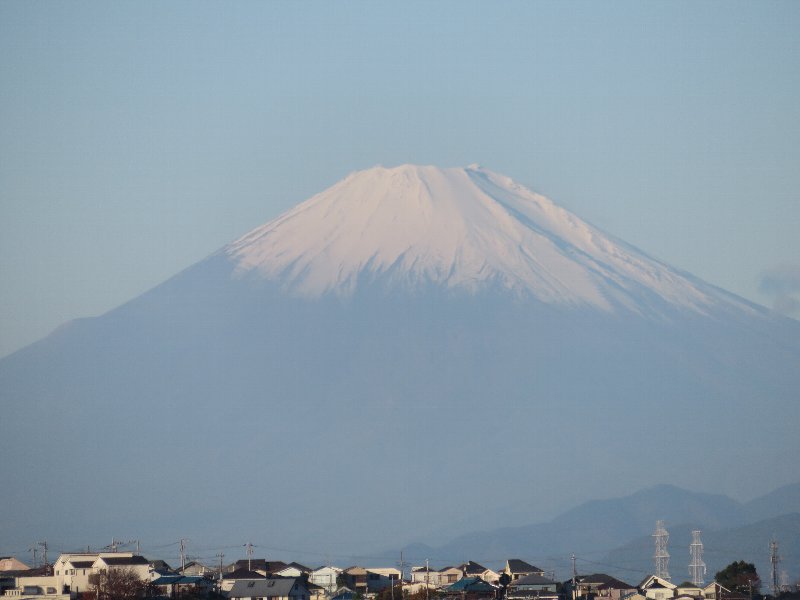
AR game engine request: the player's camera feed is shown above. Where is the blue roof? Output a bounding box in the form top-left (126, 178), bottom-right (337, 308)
top-left (446, 577), bottom-right (496, 592)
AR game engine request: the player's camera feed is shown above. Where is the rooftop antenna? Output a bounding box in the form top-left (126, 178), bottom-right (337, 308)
top-left (653, 520), bottom-right (670, 581)
top-left (689, 530), bottom-right (706, 586)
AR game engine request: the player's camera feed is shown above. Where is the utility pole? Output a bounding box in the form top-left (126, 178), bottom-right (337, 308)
top-left (426, 558), bottom-right (430, 600)
top-left (245, 542), bottom-right (254, 572)
top-left (180, 539), bottom-right (187, 572)
top-left (217, 552), bottom-right (225, 589)
top-left (770, 540), bottom-right (781, 597)
top-left (571, 554), bottom-right (577, 600)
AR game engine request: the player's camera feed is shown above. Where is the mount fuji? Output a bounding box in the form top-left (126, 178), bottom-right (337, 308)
top-left (1, 165), bottom-right (798, 556)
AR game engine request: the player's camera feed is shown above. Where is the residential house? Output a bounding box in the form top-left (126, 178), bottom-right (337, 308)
top-left (92, 553), bottom-right (151, 582)
top-left (310, 566), bottom-right (343, 594)
top-left (412, 566), bottom-right (438, 586)
top-left (178, 560), bottom-right (216, 577)
top-left (276, 564), bottom-right (312, 578)
top-left (2, 574), bottom-right (71, 600)
top-left (149, 559), bottom-right (175, 575)
top-left (366, 568), bottom-right (400, 592)
top-left (459, 563), bottom-right (500, 585)
top-left (221, 568), bottom-right (266, 593)
top-left (503, 561), bottom-right (545, 582)
top-left (151, 574), bottom-right (213, 598)
top-left (507, 573), bottom-right (559, 600)
top-left (444, 577), bottom-right (499, 600)
top-left (438, 567), bottom-right (463, 588)
top-left (307, 581), bottom-right (328, 600)
top-left (341, 567), bottom-right (368, 594)
top-left (639, 576), bottom-right (677, 600)
top-left (52, 553), bottom-right (99, 596)
top-left (229, 577), bottom-right (309, 600)
top-left (331, 589), bottom-right (358, 600)
top-left (574, 574), bottom-right (636, 600)
top-left (232, 560), bottom-right (291, 577)
top-left (0, 558), bottom-right (30, 572)
top-left (674, 585), bottom-right (705, 600)
top-left (404, 582), bottom-right (438, 596)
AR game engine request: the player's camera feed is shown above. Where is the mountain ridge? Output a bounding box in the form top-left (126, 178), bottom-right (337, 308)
top-left (396, 482), bottom-right (800, 577)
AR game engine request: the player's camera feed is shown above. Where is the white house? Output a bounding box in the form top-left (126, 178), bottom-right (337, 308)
top-left (92, 554), bottom-right (151, 582)
top-left (639, 576), bottom-right (677, 600)
top-left (310, 566), bottom-right (343, 594)
top-left (411, 566), bottom-right (438, 586)
top-left (52, 553), bottom-right (99, 596)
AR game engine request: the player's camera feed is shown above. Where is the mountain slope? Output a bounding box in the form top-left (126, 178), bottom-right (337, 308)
top-left (396, 485), bottom-right (747, 568)
top-left (398, 483), bottom-right (800, 580)
top-left (1, 165), bottom-right (798, 556)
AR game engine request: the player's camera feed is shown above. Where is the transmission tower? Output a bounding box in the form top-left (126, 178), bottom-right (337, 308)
top-left (689, 530), bottom-right (706, 586)
top-left (653, 520), bottom-right (671, 581)
top-left (770, 540), bottom-right (781, 597)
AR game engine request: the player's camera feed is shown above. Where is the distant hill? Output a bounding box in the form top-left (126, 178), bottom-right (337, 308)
top-left (398, 483), bottom-right (800, 580)
top-left (744, 483), bottom-right (800, 523)
top-left (602, 512), bottom-right (800, 587)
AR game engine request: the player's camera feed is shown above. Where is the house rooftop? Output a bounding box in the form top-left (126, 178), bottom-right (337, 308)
top-left (447, 577), bottom-right (497, 592)
top-left (223, 567), bottom-right (266, 580)
top-left (98, 555), bottom-right (149, 566)
top-left (229, 578), bottom-right (300, 598)
top-left (578, 574), bottom-right (633, 589)
top-left (507, 560), bottom-right (542, 573)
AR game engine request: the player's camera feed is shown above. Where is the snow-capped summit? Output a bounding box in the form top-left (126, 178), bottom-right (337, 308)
top-left (226, 164), bottom-right (722, 314)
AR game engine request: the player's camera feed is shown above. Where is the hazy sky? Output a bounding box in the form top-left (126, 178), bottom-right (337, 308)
top-left (1, 1), bottom-right (799, 358)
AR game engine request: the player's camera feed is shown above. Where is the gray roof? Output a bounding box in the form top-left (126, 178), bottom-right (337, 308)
top-left (70, 560), bottom-right (95, 568)
top-left (229, 578), bottom-right (302, 599)
top-left (578, 574), bottom-right (633, 589)
top-left (100, 555), bottom-right (149, 566)
top-left (507, 560), bottom-right (541, 574)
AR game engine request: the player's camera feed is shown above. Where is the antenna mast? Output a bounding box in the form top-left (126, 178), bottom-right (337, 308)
top-left (653, 520), bottom-right (670, 581)
top-left (689, 530), bottom-right (706, 586)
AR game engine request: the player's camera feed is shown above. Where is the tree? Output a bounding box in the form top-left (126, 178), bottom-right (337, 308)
top-left (89, 567), bottom-right (149, 600)
top-left (715, 561), bottom-right (761, 595)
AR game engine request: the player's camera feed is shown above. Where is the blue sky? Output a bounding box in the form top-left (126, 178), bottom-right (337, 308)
top-left (1, 1), bottom-right (799, 358)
